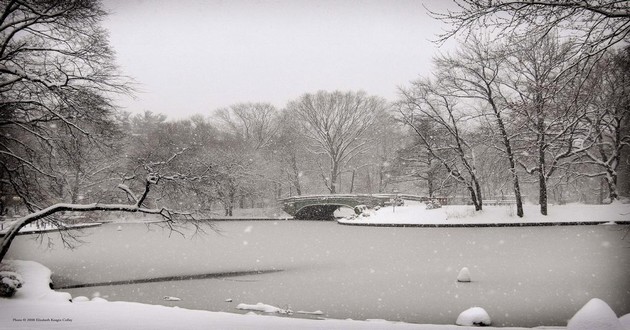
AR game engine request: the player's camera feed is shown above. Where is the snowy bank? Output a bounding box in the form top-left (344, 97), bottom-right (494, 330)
top-left (0, 260), bottom-right (585, 329)
top-left (338, 202), bottom-right (630, 227)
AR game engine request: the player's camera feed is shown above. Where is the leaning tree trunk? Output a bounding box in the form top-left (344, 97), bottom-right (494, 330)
top-left (0, 199), bottom-right (173, 263)
top-left (489, 98), bottom-right (524, 217)
top-left (467, 185), bottom-right (482, 211)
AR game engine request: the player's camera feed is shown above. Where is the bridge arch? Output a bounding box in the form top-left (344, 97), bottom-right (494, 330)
top-left (293, 203), bottom-right (354, 220)
top-left (280, 194), bottom-right (388, 220)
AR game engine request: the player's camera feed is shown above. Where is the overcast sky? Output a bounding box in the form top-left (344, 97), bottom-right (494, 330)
top-left (101, 0), bottom-right (457, 120)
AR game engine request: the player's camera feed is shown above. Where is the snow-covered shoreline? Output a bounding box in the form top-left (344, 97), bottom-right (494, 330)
top-left (338, 202), bottom-right (630, 227)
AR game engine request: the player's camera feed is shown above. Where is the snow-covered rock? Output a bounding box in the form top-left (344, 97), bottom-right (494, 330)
top-left (457, 267), bottom-right (471, 282)
top-left (73, 296), bottom-right (90, 302)
top-left (567, 298), bottom-right (623, 330)
top-left (456, 307), bottom-right (491, 326)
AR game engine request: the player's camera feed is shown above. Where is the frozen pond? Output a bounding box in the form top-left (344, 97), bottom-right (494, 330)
top-left (6, 221), bottom-right (630, 327)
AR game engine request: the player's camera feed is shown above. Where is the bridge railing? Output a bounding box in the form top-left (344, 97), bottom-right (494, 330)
top-left (279, 194), bottom-right (442, 205)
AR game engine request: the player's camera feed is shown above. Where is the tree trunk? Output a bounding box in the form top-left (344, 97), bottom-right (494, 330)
top-left (290, 155), bottom-right (302, 195)
top-left (537, 101), bottom-right (548, 216)
top-left (330, 162), bottom-right (339, 194)
top-left (489, 96), bottom-right (524, 217)
top-left (539, 170), bottom-right (548, 215)
top-left (468, 185), bottom-right (482, 211)
top-left (349, 169), bottom-right (356, 193)
top-left (427, 152), bottom-right (434, 198)
top-left (605, 170), bottom-right (619, 201)
top-left (513, 173), bottom-right (524, 217)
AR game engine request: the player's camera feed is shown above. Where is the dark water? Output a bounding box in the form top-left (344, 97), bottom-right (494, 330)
top-left (6, 221), bottom-right (630, 327)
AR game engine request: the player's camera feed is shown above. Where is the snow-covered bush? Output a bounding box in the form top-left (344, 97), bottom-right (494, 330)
top-left (425, 200), bottom-right (442, 210)
top-left (0, 270), bottom-right (24, 297)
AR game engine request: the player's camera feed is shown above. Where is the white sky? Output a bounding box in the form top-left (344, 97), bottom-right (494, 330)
top-left (101, 0), bottom-right (457, 120)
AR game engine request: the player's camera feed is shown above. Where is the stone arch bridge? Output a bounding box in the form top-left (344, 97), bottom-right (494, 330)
top-left (279, 194), bottom-right (426, 220)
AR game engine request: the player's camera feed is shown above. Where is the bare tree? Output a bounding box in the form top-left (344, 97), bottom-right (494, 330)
top-left (398, 80), bottom-right (484, 211)
top-left (432, 0), bottom-right (630, 64)
top-left (1, 0), bottom-right (129, 210)
top-left (576, 47), bottom-right (630, 200)
top-left (0, 1), bottom-right (203, 263)
top-left (434, 36), bottom-right (525, 217)
top-left (505, 36), bottom-right (593, 215)
top-left (286, 90), bottom-right (387, 194)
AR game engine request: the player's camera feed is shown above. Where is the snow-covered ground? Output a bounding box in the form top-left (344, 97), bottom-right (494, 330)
top-left (2, 259), bottom-right (628, 329)
top-left (338, 201), bottom-right (630, 226)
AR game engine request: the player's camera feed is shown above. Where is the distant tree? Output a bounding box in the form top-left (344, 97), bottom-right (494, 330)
top-left (287, 90), bottom-right (388, 194)
top-left (391, 130), bottom-right (451, 198)
top-left (273, 111), bottom-right (306, 196)
top-left (215, 103), bottom-right (279, 151)
top-left (358, 112), bottom-right (401, 194)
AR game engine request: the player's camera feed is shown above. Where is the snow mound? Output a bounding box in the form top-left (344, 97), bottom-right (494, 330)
top-left (3, 260), bottom-right (71, 303)
top-left (457, 267), bottom-right (471, 282)
top-left (567, 298), bottom-right (623, 330)
top-left (620, 313), bottom-right (630, 330)
top-left (236, 302), bottom-right (292, 314)
top-left (456, 307), bottom-right (492, 326)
